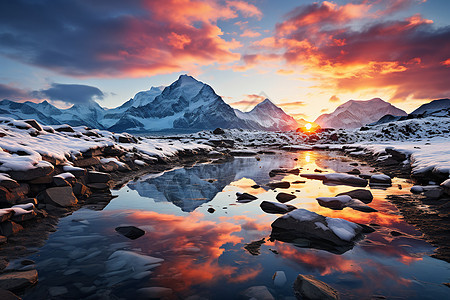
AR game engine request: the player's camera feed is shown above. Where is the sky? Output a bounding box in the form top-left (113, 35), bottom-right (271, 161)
top-left (0, 0), bottom-right (449, 121)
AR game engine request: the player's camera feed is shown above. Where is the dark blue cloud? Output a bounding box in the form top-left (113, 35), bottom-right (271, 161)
top-left (32, 83), bottom-right (104, 104)
top-left (0, 83), bottom-right (29, 100)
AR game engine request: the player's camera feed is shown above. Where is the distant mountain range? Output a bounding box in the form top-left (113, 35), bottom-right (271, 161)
top-left (314, 98), bottom-right (408, 129)
top-left (0, 75), bottom-right (298, 132)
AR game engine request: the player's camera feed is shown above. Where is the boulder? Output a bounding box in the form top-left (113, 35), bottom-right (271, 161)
top-left (440, 179), bottom-right (450, 195)
top-left (269, 168), bottom-right (300, 177)
top-left (0, 175), bottom-right (19, 190)
top-left (62, 165), bottom-right (87, 177)
top-left (336, 189), bottom-right (373, 203)
top-left (38, 186), bottom-right (78, 207)
top-left (293, 274), bottom-right (339, 300)
top-left (0, 221), bottom-right (23, 237)
top-left (54, 125), bottom-right (75, 132)
top-left (72, 183), bottom-right (91, 199)
top-left (73, 157), bottom-right (100, 168)
top-left (267, 181), bottom-right (290, 189)
top-left (260, 201), bottom-right (297, 214)
top-left (86, 183), bottom-right (110, 192)
top-left (23, 120), bottom-right (43, 131)
top-left (370, 174), bottom-right (392, 185)
top-left (240, 286), bottom-right (274, 300)
top-left (316, 196), bottom-right (377, 213)
top-left (87, 171), bottom-right (111, 183)
top-left (8, 162), bottom-right (54, 181)
top-left (236, 192), bottom-right (258, 202)
top-left (270, 209), bottom-right (363, 254)
top-left (385, 147), bottom-right (407, 161)
top-left (115, 226), bottom-right (145, 240)
top-left (0, 288), bottom-right (21, 300)
top-left (301, 173), bottom-right (368, 187)
top-left (212, 128), bottom-right (225, 134)
top-left (276, 192), bottom-right (296, 203)
top-left (423, 186), bottom-right (444, 199)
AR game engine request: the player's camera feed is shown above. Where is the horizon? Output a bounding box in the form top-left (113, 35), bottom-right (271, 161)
top-left (1, 0), bottom-right (449, 121)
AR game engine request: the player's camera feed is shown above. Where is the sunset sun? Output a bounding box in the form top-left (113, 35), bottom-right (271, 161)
top-left (305, 123), bottom-right (312, 130)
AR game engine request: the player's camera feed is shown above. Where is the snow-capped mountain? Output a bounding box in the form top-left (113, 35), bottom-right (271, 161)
top-left (0, 75), bottom-right (300, 132)
top-left (234, 99), bottom-right (298, 131)
top-left (315, 98), bottom-right (407, 129)
top-left (410, 98), bottom-right (450, 117)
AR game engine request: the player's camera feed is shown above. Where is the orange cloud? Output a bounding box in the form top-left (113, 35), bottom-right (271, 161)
top-left (227, 1), bottom-right (263, 19)
top-left (241, 29), bottom-right (261, 38)
top-left (329, 95), bottom-right (340, 102)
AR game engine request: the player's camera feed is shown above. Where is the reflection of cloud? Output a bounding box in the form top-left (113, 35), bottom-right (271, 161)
top-left (128, 211), bottom-right (243, 291)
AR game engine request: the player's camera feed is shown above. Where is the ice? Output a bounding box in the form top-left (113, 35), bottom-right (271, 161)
top-left (325, 217), bottom-right (361, 241)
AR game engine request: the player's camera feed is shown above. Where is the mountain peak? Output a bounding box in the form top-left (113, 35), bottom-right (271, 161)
top-left (177, 74), bottom-right (200, 86)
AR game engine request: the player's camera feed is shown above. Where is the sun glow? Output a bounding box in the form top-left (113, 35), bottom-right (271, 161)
top-left (305, 123), bottom-right (312, 130)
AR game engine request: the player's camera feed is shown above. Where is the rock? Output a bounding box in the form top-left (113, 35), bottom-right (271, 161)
top-left (212, 128), bottom-right (225, 134)
top-left (73, 157), bottom-right (101, 168)
top-left (229, 150), bottom-right (258, 156)
top-left (86, 183), bottom-right (110, 192)
top-left (38, 186), bottom-right (78, 207)
top-left (0, 270), bottom-right (38, 291)
top-left (260, 201), bottom-right (297, 214)
top-left (0, 184), bottom-right (29, 207)
top-left (54, 125), bottom-right (74, 132)
top-left (441, 179), bottom-right (450, 195)
top-left (21, 259), bottom-right (35, 266)
top-left (244, 238), bottom-right (266, 256)
top-left (336, 189), bottom-right (373, 203)
top-left (23, 119), bottom-right (43, 131)
top-left (410, 185), bottom-right (424, 194)
top-left (88, 171), bottom-right (111, 183)
top-left (0, 221), bottom-right (23, 237)
top-left (15, 198), bottom-right (38, 206)
top-left (251, 184), bottom-right (261, 189)
top-left (385, 147), bottom-right (407, 161)
top-left (117, 135), bottom-right (137, 144)
top-left (316, 195), bottom-right (376, 213)
top-left (269, 168), bottom-right (300, 177)
top-left (293, 274), bottom-right (339, 300)
top-left (267, 181), bottom-right (290, 189)
top-left (62, 165), bottom-right (87, 177)
top-left (115, 226), bottom-right (145, 240)
top-left (370, 174), bottom-right (392, 185)
top-left (240, 286), bottom-right (275, 300)
top-left (11, 209), bottom-right (37, 223)
top-left (270, 209), bottom-right (363, 254)
top-left (273, 271), bottom-right (287, 287)
top-left (136, 287), bottom-right (173, 299)
top-left (301, 173), bottom-right (368, 187)
top-left (207, 207), bottom-right (215, 213)
top-left (52, 177), bottom-right (70, 187)
top-left (0, 175), bottom-right (19, 190)
top-left (276, 192), bottom-right (296, 203)
top-left (8, 162), bottom-right (53, 181)
top-left (346, 168), bottom-right (361, 175)
top-left (236, 192), bottom-right (258, 201)
top-left (0, 289), bottom-right (21, 300)
top-left (72, 183), bottom-right (91, 199)
top-left (0, 209), bottom-right (14, 222)
top-left (390, 230), bottom-right (403, 236)
top-left (423, 186), bottom-right (444, 199)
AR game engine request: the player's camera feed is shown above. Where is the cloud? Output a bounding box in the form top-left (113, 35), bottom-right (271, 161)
top-left (329, 95), bottom-right (340, 102)
top-left (247, 0), bottom-right (450, 101)
top-left (278, 101), bottom-right (306, 108)
top-left (32, 83), bottom-right (104, 105)
top-left (0, 0), bottom-right (262, 77)
top-left (240, 29), bottom-right (261, 38)
top-left (0, 83), bottom-right (29, 100)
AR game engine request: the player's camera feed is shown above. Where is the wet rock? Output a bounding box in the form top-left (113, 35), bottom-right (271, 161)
top-left (0, 209), bottom-right (14, 222)
top-left (52, 177), bottom-right (69, 187)
top-left (269, 168), bottom-right (300, 177)
top-left (270, 209), bottom-right (363, 254)
top-left (251, 184), bottom-right (261, 189)
top-left (11, 208), bottom-right (37, 223)
top-left (240, 286), bottom-right (275, 300)
top-left (293, 274), bottom-right (339, 300)
top-left (267, 181), bottom-right (290, 189)
top-left (301, 173), bottom-right (368, 187)
top-left (207, 208), bottom-right (215, 213)
top-left (292, 180), bottom-right (306, 184)
top-left (8, 163), bottom-right (53, 181)
top-left (336, 189), bottom-right (373, 203)
top-left (423, 186), bottom-right (444, 199)
top-left (72, 182), bottom-right (91, 199)
top-left (63, 165), bottom-right (87, 177)
top-left (54, 124), bottom-right (74, 132)
top-left (20, 259), bottom-right (35, 266)
top-left (15, 198), bottom-right (38, 206)
top-left (86, 183), bottom-right (110, 192)
top-left (370, 174), bottom-right (392, 185)
top-left (236, 192), bottom-right (258, 201)
top-left (73, 157), bottom-right (101, 168)
top-left (273, 271), bottom-right (287, 287)
top-left (317, 196), bottom-right (377, 213)
top-left (244, 238), bottom-right (266, 256)
top-left (385, 147), bottom-right (407, 161)
top-left (260, 201), bottom-right (297, 214)
top-left (0, 221), bottom-right (23, 237)
top-left (229, 150), bottom-right (258, 156)
top-left (212, 128), bottom-right (225, 134)
top-left (0, 270), bottom-right (38, 291)
top-left (38, 186), bottom-right (78, 207)
top-left (0, 289), bottom-right (21, 300)
top-left (87, 171), bottom-right (111, 183)
top-left (0, 184), bottom-right (29, 207)
top-left (441, 179), bottom-right (450, 195)
top-left (276, 192), bottom-right (296, 203)
top-left (410, 185), bottom-right (423, 194)
top-left (115, 226), bottom-right (145, 240)
top-left (390, 230), bottom-right (403, 237)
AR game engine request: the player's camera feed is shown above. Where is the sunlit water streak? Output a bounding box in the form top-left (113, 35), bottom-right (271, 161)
top-left (22, 151), bottom-right (450, 299)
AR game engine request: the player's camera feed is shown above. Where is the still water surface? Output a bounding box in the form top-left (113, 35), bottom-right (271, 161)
top-left (23, 151), bottom-right (450, 299)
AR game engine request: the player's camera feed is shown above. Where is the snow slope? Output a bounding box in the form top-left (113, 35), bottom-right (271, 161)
top-left (315, 98), bottom-right (407, 129)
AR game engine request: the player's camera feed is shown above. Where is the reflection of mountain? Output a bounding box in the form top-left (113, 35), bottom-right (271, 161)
top-left (128, 155), bottom-right (296, 211)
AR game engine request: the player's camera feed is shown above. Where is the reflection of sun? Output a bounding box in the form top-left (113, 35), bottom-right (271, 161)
top-left (305, 123), bottom-right (312, 130)
top-left (305, 154), bottom-right (310, 163)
